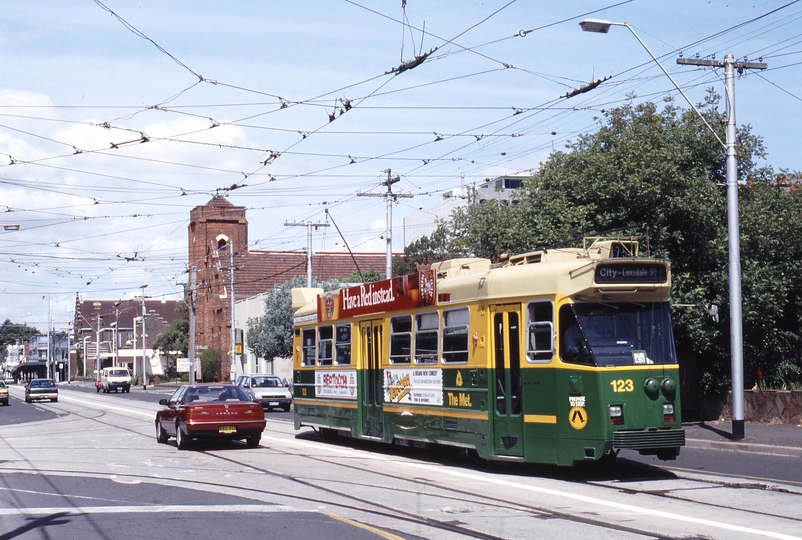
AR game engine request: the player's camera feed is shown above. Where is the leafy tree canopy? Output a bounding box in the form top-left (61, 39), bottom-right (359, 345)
top-left (151, 295), bottom-right (189, 356)
top-left (405, 92), bottom-right (802, 392)
top-left (339, 268), bottom-right (383, 283)
top-left (0, 319), bottom-right (40, 359)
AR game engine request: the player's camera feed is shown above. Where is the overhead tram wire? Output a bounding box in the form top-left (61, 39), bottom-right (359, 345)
top-left (225, 2), bottom-right (600, 195)
top-left (62, 4), bottom-right (643, 203)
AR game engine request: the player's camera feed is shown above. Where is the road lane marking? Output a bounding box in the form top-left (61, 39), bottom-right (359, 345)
top-left (57, 395), bottom-right (155, 418)
top-left (328, 513), bottom-right (406, 540)
top-left (0, 504), bottom-right (297, 516)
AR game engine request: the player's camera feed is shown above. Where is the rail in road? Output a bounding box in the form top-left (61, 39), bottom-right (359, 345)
top-left (0, 384), bottom-right (800, 540)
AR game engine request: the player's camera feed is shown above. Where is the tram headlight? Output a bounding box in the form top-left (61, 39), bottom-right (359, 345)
top-left (662, 402), bottom-right (675, 423)
top-left (609, 404), bottom-right (624, 426)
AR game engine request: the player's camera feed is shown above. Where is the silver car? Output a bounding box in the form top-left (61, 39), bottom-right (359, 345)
top-left (235, 374), bottom-right (292, 412)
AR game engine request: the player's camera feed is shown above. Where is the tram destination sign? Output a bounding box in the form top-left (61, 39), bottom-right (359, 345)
top-left (595, 263), bottom-right (667, 284)
top-left (318, 269), bottom-right (436, 321)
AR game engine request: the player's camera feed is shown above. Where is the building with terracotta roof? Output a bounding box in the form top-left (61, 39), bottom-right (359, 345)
top-left (189, 196), bottom-right (387, 381)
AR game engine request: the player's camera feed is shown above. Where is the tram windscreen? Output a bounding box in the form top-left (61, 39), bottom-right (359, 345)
top-left (559, 302), bottom-right (676, 366)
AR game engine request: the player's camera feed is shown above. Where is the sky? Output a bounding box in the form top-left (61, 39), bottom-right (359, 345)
top-left (0, 0), bottom-right (800, 332)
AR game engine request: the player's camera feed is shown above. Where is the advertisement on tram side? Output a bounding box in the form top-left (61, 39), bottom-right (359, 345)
top-left (318, 270), bottom-right (436, 322)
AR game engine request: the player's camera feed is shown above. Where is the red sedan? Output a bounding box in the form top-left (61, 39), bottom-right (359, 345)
top-left (155, 384), bottom-right (266, 449)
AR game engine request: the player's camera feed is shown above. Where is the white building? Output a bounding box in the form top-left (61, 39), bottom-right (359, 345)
top-left (403, 175), bottom-right (526, 245)
top-left (233, 292), bottom-right (292, 383)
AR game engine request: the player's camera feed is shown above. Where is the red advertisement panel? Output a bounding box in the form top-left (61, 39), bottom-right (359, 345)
top-left (318, 270), bottom-right (436, 321)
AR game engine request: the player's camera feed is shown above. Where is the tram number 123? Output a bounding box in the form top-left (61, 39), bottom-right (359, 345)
top-left (610, 379), bottom-right (634, 393)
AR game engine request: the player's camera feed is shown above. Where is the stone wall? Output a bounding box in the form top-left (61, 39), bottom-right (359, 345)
top-left (703, 390), bottom-right (802, 425)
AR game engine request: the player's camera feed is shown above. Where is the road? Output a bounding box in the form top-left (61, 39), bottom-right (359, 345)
top-left (1, 383), bottom-right (800, 540)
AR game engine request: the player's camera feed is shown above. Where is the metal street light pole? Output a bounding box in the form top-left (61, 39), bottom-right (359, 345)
top-left (140, 285), bottom-right (148, 390)
top-left (229, 244), bottom-right (236, 383)
top-left (93, 302), bottom-right (102, 384)
top-left (580, 19), bottom-right (766, 441)
top-left (189, 267), bottom-right (197, 384)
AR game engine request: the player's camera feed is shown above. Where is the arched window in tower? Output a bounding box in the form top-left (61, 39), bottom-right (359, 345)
top-left (216, 234), bottom-right (229, 251)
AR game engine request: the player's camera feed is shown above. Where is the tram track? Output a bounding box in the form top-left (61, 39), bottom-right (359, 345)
top-left (8, 394), bottom-right (802, 539)
top-left (2, 401), bottom-right (678, 539)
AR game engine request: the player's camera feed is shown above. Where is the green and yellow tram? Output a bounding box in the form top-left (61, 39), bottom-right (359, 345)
top-left (292, 238), bottom-right (684, 466)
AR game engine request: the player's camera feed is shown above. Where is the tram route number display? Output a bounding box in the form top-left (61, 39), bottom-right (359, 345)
top-left (384, 368), bottom-right (444, 406)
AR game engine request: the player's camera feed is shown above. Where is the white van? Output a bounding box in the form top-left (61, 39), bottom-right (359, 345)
top-left (101, 367), bottom-right (132, 393)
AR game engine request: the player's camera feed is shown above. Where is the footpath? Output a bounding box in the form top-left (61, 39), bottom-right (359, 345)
top-left (684, 420), bottom-right (802, 457)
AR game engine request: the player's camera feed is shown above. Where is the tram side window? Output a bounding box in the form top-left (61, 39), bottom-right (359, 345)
top-left (415, 312), bottom-right (439, 364)
top-left (390, 316), bottom-right (412, 364)
top-left (318, 325), bottom-right (333, 366)
top-left (442, 308), bottom-right (469, 363)
top-left (302, 328), bottom-right (316, 367)
top-left (335, 324), bottom-right (351, 365)
top-left (527, 301), bottom-right (554, 363)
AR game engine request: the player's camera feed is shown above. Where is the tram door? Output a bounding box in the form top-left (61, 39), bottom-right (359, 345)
top-left (360, 320), bottom-right (384, 438)
top-left (491, 305), bottom-right (524, 457)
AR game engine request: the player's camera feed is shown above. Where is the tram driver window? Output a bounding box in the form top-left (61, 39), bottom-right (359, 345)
top-left (335, 324), bottom-right (351, 365)
top-left (390, 316), bottom-right (412, 365)
top-left (415, 312), bottom-right (438, 364)
top-left (559, 306), bottom-right (594, 365)
top-left (527, 301), bottom-right (554, 363)
top-left (318, 325), bottom-right (333, 366)
top-left (301, 328), bottom-right (316, 367)
top-left (442, 308), bottom-right (469, 363)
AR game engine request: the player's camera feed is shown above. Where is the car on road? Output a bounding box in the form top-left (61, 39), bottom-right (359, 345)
top-left (24, 378), bottom-right (58, 403)
top-left (100, 367), bottom-right (132, 393)
top-left (155, 384), bottom-right (266, 450)
top-left (0, 380), bottom-right (8, 405)
top-left (235, 374), bottom-right (293, 411)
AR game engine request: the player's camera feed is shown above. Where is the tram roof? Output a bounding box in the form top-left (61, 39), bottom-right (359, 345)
top-left (435, 240), bottom-right (668, 304)
top-left (292, 239), bottom-right (671, 319)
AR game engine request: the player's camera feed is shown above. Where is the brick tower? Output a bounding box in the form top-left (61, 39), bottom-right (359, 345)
top-left (188, 195), bottom-right (248, 381)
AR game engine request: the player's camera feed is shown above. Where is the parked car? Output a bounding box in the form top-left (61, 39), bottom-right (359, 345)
top-left (24, 378), bottom-right (58, 403)
top-left (155, 384), bottom-right (266, 450)
top-left (235, 374), bottom-right (293, 412)
top-left (0, 380), bottom-right (8, 406)
top-left (100, 367), bottom-right (132, 393)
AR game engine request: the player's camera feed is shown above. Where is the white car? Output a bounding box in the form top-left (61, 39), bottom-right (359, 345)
top-left (235, 374), bottom-right (292, 412)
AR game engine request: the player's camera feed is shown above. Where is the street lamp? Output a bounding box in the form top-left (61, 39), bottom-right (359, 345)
top-left (580, 19), bottom-right (746, 440)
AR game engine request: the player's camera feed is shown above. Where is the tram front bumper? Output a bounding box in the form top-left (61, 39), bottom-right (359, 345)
top-left (612, 428), bottom-right (685, 457)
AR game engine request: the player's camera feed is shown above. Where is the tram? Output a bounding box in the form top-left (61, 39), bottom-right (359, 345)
top-left (291, 237), bottom-right (684, 466)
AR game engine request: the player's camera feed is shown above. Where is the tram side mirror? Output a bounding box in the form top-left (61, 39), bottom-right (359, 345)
top-left (707, 304), bottom-right (719, 324)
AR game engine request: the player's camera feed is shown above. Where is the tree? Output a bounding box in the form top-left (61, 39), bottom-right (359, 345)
top-left (201, 349), bottom-right (220, 382)
top-left (246, 276), bottom-right (342, 362)
top-left (737, 180), bottom-right (802, 389)
top-left (396, 225), bottom-right (463, 274)
top-left (0, 319), bottom-right (40, 361)
top-left (151, 297), bottom-right (189, 356)
top-left (419, 93), bottom-right (802, 393)
top-left (339, 268), bottom-right (383, 283)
